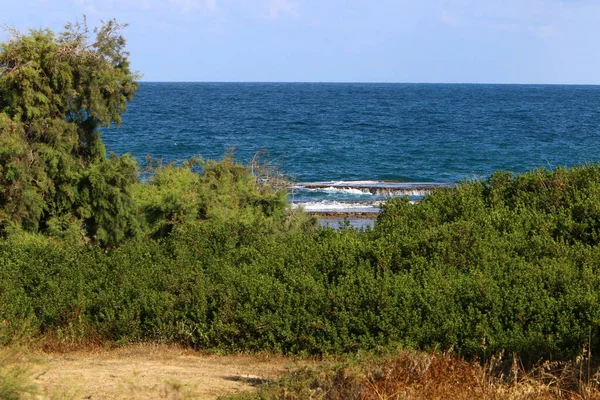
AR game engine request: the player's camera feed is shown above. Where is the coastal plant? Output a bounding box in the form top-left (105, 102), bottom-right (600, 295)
top-left (0, 19), bottom-right (139, 246)
top-left (1, 163), bottom-right (600, 362)
top-left (133, 155), bottom-right (299, 240)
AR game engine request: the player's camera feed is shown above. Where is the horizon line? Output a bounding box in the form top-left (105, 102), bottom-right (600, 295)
top-left (137, 80), bottom-right (600, 86)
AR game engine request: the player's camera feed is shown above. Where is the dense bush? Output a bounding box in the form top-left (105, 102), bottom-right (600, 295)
top-left (2, 161), bottom-right (600, 364)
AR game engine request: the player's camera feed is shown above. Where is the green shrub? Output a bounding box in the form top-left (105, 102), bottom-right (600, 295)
top-left (1, 162), bottom-right (600, 364)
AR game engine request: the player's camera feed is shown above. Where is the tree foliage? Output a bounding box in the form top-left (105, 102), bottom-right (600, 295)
top-left (0, 19), bottom-right (139, 245)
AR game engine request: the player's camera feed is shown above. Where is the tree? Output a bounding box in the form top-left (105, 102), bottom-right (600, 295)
top-left (0, 18), bottom-right (140, 246)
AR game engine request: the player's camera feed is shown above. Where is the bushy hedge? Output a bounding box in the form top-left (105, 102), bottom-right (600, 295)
top-left (1, 162), bottom-right (600, 364)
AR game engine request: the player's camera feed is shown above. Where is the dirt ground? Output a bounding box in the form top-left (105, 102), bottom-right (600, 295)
top-left (24, 344), bottom-right (304, 399)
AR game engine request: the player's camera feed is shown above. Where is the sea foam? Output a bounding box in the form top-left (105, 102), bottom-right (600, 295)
top-left (292, 201), bottom-right (381, 212)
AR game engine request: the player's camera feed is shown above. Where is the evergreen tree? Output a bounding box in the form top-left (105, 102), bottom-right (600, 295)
top-left (0, 19), bottom-right (140, 246)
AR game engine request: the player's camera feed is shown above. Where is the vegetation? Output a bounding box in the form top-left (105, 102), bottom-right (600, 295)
top-left (225, 350), bottom-right (600, 400)
top-left (0, 18), bottom-right (139, 246)
top-left (0, 348), bottom-right (39, 399)
top-left (2, 21), bottom-right (600, 391)
top-left (1, 163), bottom-right (600, 364)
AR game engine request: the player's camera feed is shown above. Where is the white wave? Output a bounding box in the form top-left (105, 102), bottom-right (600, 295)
top-left (303, 187), bottom-right (372, 195)
top-left (330, 180), bottom-right (381, 186)
top-left (294, 181), bottom-right (452, 190)
top-left (295, 180), bottom-right (383, 188)
top-left (323, 187), bottom-right (371, 195)
top-left (389, 190), bottom-right (430, 197)
top-left (292, 201), bottom-right (381, 212)
top-left (294, 187), bottom-right (428, 197)
top-left (291, 200), bottom-right (418, 211)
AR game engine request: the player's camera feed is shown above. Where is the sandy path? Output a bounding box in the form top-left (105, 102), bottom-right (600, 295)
top-left (26, 344), bottom-right (303, 399)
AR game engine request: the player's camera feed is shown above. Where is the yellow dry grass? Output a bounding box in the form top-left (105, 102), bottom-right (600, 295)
top-left (260, 351), bottom-right (600, 400)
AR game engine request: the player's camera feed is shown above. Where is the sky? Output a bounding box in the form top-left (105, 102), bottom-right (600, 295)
top-left (2, 0), bottom-right (600, 84)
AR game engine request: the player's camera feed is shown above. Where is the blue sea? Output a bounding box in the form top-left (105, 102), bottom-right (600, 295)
top-left (102, 82), bottom-right (600, 214)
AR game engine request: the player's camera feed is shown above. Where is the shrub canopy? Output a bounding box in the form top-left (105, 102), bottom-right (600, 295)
top-left (0, 19), bottom-right (139, 245)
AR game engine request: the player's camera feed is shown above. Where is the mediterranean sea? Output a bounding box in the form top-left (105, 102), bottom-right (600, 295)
top-left (102, 82), bottom-right (600, 213)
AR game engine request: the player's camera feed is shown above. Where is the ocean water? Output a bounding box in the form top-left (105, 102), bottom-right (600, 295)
top-left (102, 82), bottom-right (600, 213)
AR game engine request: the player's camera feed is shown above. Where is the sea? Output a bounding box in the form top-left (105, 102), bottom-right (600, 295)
top-left (102, 82), bottom-right (600, 222)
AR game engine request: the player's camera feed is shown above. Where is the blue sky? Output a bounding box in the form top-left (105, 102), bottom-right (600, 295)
top-left (3, 0), bottom-right (600, 83)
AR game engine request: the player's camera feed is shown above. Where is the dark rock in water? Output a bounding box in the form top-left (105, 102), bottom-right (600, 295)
top-left (307, 211), bottom-right (379, 219)
top-left (316, 216), bottom-right (376, 229)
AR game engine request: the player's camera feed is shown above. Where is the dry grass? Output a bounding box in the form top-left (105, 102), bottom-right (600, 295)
top-left (232, 350), bottom-right (600, 400)
top-left (355, 351), bottom-right (600, 400)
